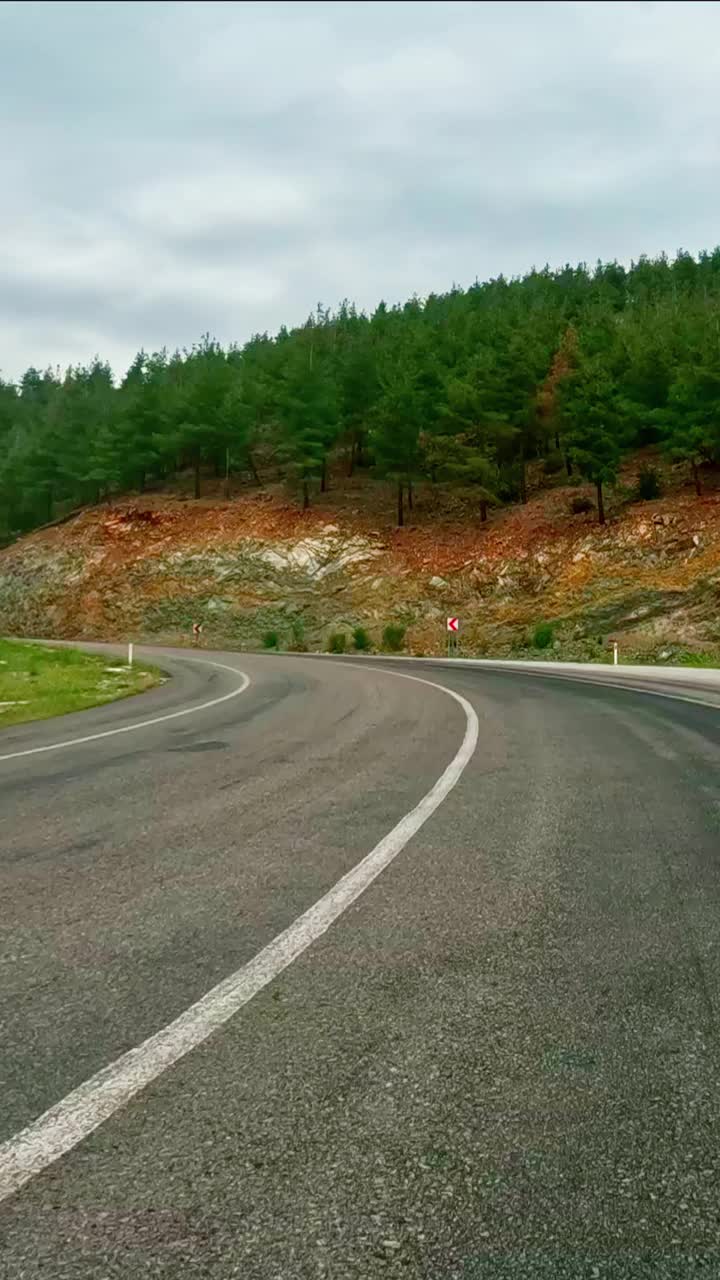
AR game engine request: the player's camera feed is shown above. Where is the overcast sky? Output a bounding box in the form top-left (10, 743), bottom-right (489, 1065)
top-left (2, 0), bottom-right (719, 380)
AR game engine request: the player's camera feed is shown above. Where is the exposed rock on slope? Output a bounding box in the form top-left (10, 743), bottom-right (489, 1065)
top-left (1, 478), bottom-right (719, 660)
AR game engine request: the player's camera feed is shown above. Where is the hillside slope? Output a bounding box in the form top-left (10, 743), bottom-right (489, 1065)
top-left (1, 459), bottom-right (719, 662)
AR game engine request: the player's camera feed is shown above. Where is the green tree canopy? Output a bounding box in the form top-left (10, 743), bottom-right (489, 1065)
top-left (3, 247), bottom-right (720, 537)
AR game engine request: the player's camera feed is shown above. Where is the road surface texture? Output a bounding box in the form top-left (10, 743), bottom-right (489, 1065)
top-left (2, 647), bottom-right (720, 1279)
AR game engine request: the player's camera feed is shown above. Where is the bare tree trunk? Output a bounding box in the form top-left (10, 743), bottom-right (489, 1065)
top-left (320, 457), bottom-right (327, 493)
top-left (407, 476), bottom-right (413, 511)
top-left (565, 455), bottom-right (573, 477)
top-left (596, 480), bottom-right (605, 525)
top-left (519, 449), bottom-right (528, 504)
top-left (247, 451), bottom-right (261, 485)
top-left (347, 440), bottom-right (356, 477)
top-left (692, 460), bottom-right (702, 496)
top-left (397, 481), bottom-right (404, 528)
top-left (480, 498), bottom-right (488, 522)
top-left (303, 479), bottom-right (310, 510)
top-left (223, 446), bottom-right (231, 499)
top-left (194, 457), bottom-right (201, 500)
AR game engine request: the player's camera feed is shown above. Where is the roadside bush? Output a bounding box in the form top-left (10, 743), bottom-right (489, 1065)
top-left (569, 494), bottom-right (594, 515)
top-left (636, 465), bottom-right (662, 501)
top-left (543, 450), bottom-right (565, 476)
top-left (289, 618), bottom-right (307, 652)
top-left (352, 625), bottom-right (371, 652)
top-left (328, 632), bottom-right (347, 654)
top-left (532, 621), bottom-right (554, 650)
top-left (382, 623), bottom-right (406, 652)
top-left (262, 630), bottom-right (279, 649)
top-left (676, 651), bottom-right (720, 668)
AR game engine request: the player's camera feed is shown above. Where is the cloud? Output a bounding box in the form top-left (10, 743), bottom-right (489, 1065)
top-left (1, 0), bottom-right (720, 379)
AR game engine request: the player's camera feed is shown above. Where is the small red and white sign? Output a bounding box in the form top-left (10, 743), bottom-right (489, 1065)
top-left (446, 616), bottom-right (459, 633)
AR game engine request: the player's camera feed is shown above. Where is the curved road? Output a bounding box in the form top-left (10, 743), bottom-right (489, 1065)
top-left (1, 648), bottom-right (720, 1278)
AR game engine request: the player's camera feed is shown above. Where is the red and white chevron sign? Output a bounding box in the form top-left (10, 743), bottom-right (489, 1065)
top-left (446, 616), bottom-right (459, 633)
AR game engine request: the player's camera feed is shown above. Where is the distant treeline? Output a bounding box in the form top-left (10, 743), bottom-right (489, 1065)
top-left (2, 248), bottom-right (720, 536)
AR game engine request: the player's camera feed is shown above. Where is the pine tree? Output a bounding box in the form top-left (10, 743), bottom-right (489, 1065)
top-left (275, 327), bottom-right (338, 508)
top-left (370, 336), bottom-right (425, 526)
top-left (560, 355), bottom-right (621, 523)
top-left (168, 338), bottom-right (234, 498)
top-left (664, 365), bottom-right (720, 494)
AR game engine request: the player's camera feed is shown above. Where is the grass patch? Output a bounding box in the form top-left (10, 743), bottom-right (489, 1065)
top-left (0, 639), bottom-right (162, 727)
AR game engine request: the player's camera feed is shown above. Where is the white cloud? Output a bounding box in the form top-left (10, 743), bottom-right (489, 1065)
top-left (131, 170), bottom-right (312, 236)
top-left (2, 0), bottom-right (720, 378)
top-left (340, 45), bottom-right (471, 105)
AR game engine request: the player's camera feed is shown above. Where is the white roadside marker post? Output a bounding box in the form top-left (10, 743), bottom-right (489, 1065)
top-left (613, 641), bottom-right (618, 666)
top-left (128, 642), bottom-right (134, 667)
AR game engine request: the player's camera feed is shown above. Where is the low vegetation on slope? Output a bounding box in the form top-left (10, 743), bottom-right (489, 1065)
top-left (0, 449), bottom-right (717, 663)
top-left (0, 639), bottom-right (161, 727)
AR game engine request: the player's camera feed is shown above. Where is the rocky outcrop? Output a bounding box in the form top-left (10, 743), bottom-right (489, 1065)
top-left (1, 482), bottom-right (718, 660)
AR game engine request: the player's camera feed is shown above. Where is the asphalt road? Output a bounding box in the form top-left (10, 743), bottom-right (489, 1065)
top-left (1, 648), bottom-right (720, 1278)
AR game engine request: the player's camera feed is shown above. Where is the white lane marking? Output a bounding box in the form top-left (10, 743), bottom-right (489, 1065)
top-left (0, 669), bottom-right (478, 1203)
top-left (0, 659), bottom-right (251, 762)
